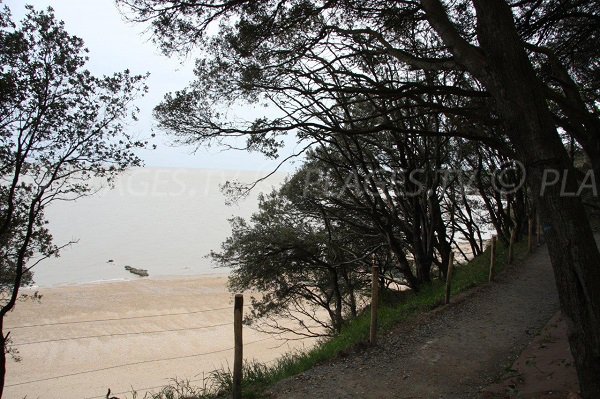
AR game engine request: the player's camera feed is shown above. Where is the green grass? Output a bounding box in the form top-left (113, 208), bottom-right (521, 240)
top-left (141, 238), bottom-right (531, 399)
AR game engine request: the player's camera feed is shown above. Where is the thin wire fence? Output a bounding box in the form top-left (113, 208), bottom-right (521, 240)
top-left (9, 305), bottom-right (251, 329)
top-left (6, 302), bottom-right (271, 396)
top-left (7, 337), bottom-right (271, 388)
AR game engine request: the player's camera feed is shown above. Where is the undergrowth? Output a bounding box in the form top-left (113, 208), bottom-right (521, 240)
top-left (134, 238), bottom-right (531, 399)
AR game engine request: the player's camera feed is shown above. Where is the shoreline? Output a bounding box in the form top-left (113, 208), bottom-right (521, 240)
top-left (23, 270), bottom-right (231, 291)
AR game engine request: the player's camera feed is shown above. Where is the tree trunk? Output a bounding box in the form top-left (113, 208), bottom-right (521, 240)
top-left (468, 1), bottom-right (600, 397)
top-left (386, 231), bottom-right (419, 289)
top-left (421, 0), bottom-right (600, 396)
top-left (432, 198), bottom-right (451, 278)
top-left (0, 317), bottom-right (6, 398)
top-left (342, 269), bottom-right (358, 318)
top-left (415, 252), bottom-right (433, 284)
top-left (511, 189), bottom-right (528, 241)
top-left (329, 268), bottom-right (344, 333)
top-left (412, 202), bottom-right (433, 284)
top-left (537, 172), bottom-right (600, 398)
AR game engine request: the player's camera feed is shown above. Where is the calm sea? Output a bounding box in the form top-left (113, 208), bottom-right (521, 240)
top-left (33, 168), bottom-right (285, 287)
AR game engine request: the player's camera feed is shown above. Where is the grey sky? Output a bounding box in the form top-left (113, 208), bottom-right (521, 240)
top-left (4, 0), bottom-right (298, 172)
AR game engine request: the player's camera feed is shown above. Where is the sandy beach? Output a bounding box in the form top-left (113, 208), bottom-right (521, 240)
top-left (2, 168), bottom-right (301, 398)
top-left (4, 275), bottom-right (316, 399)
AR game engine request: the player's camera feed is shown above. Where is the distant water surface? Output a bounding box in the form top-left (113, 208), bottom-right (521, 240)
top-left (34, 168), bottom-right (285, 287)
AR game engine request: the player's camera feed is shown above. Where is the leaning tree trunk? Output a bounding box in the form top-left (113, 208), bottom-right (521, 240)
top-left (433, 198), bottom-right (451, 278)
top-left (386, 231), bottom-right (420, 289)
top-left (421, 0), bottom-right (600, 396)
top-left (328, 268), bottom-right (344, 334)
top-left (0, 317), bottom-right (5, 399)
top-left (469, 1), bottom-right (600, 397)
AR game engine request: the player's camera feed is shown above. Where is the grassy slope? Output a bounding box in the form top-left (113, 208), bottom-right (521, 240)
top-left (143, 238), bottom-right (530, 399)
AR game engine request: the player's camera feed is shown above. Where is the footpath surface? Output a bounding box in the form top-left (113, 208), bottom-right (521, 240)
top-left (268, 244), bottom-right (564, 398)
top-left (483, 311), bottom-right (579, 398)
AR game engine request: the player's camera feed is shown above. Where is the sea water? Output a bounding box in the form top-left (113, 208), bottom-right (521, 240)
top-left (32, 168), bottom-right (285, 287)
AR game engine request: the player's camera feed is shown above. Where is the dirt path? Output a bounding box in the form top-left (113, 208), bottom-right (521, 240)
top-left (482, 311), bottom-right (579, 398)
top-left (268, 244), bottom-right (561, 399)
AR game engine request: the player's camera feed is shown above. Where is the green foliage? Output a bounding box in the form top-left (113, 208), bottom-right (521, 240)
top-left (0, 6), bottom-right (149, 392)
top-left (211, 177), bottom-right (376, 336)
top-left (143, 239), bottom-right (529, 399)
top-left (0, 5), bottom-right (149, 297)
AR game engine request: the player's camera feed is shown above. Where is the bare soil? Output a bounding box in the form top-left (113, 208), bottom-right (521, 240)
top-left (268, 243), bottom-right (569, 399)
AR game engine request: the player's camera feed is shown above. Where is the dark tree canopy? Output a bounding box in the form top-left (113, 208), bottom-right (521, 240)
top-left (118, 1), bottom-right (600, 396)
top-left (211, 129), bottom-right (526, 338)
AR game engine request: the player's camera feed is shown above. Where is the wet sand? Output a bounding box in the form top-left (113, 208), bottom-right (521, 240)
top-left (4, 276), bottom-right (316, 399)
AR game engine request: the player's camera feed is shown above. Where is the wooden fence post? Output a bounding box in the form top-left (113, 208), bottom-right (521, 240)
top-left (233, 294), bottom-right (243, 399)
top-left (508, 228), bottom-right (516, 265)
top-left (528, 216), bottom-right (534, 254)
top-left (444, 252), bottom-right (455, 305)
top-left (489, 235), bottom-right (497, 282)
top-left (369, 256), bottom-right (379, 345)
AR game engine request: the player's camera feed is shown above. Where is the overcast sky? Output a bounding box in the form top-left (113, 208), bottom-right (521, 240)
top-left (4, 0), bottom-right (298, 172)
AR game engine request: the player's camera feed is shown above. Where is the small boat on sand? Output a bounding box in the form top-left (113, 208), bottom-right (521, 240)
top-left (124, 265), bottom-right (149, 277)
